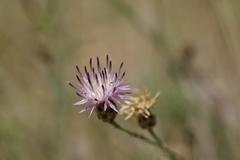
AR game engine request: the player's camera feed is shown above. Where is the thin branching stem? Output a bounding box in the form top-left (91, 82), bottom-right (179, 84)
top-left (109, 121), bottom-right (158, 146)
top-left (109, 121), bottom-right (183, 160)
top-left (148, 128), bottom-right (183, 160)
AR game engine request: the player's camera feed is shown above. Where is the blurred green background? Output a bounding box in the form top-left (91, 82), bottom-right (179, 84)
top-left (1, 0), bottom-right (240, 160)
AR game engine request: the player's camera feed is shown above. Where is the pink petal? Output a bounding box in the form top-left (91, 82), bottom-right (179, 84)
top-left (73, 99), bottom-right (88, 106)
top-left (108, 101), bottom-right (118, 112)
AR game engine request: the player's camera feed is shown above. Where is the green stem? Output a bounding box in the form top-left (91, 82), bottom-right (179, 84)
top-left (109, 121), bottom-right (183, 160)
top-left (148, 128), bottom-right (183, 160)
top-left (110, 121), bottom-right (158, 147)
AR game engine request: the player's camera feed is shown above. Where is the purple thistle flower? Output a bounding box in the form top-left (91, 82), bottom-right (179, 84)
top-left (68, 55), bottom-right (131, 116)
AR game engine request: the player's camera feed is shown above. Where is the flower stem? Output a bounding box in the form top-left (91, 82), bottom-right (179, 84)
top-left (109, 121), bottom-right (158, 147)
top-left (109, 121), bottom-right (183, 160)
top-left (148, 128), bottom-right (183, 160)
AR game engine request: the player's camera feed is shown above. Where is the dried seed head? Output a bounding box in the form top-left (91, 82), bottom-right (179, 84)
top-left (120, 90), bottom-right (160, 120)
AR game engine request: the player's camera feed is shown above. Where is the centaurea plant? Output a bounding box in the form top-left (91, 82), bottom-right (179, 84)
top-left (68, 55), bottom-right (183, 160)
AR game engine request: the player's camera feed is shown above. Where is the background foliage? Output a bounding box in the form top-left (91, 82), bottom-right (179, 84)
top-left (0, 0), bottom-right (240, 160)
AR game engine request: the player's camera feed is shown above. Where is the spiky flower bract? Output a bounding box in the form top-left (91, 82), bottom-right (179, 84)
top-left (68, 55), bottom-right (131, 117)
top-left (120, 90), bottom-right (160, 120)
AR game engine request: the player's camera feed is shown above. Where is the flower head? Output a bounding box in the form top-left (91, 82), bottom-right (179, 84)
top-left (120, 90), bottom-right (160, 120)
top-left (68, 55), bottom-right (131, 117)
